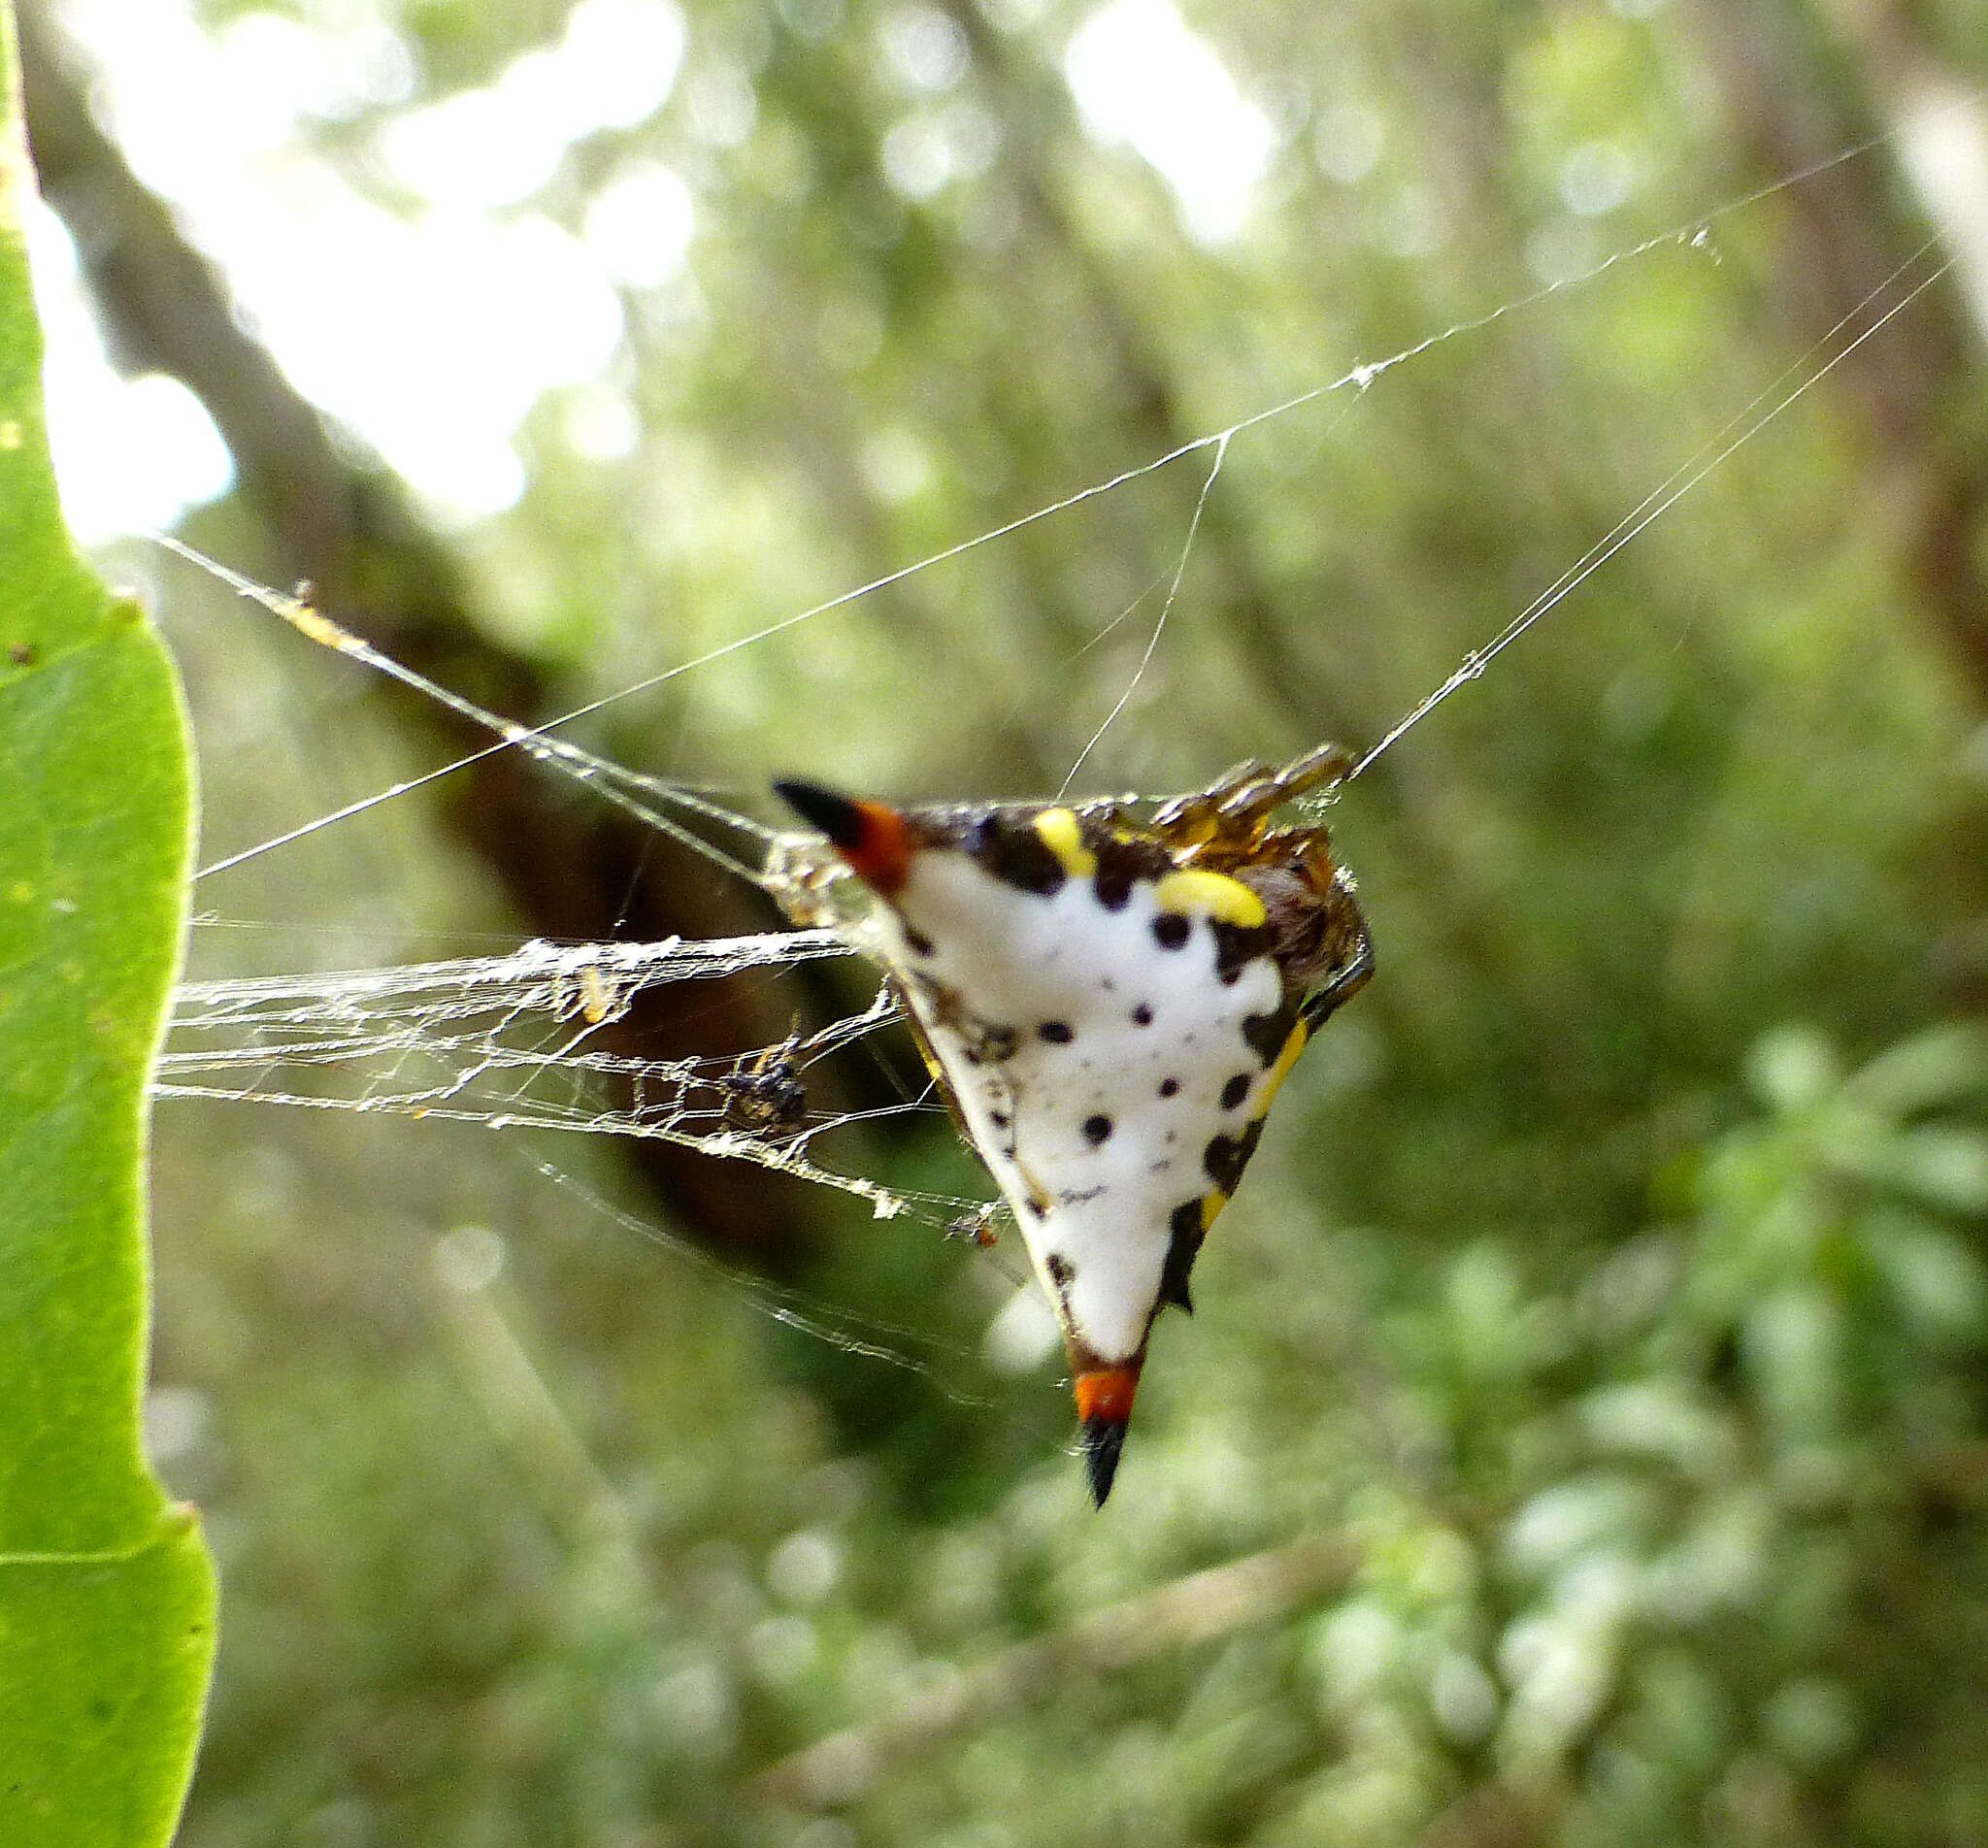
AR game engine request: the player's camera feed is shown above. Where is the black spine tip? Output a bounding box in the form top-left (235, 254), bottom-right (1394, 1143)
top-left (773, 777), bottom-right (866, 848)
top-left (1081, 1416), bottom-right (1128, 1507)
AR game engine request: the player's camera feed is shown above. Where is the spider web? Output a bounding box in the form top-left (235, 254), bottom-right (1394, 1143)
top-left (149, 143), bottom-right (1959, 1373)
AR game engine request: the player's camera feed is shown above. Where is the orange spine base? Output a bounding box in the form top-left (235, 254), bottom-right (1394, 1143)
top-left (773, 779), bottom-right (913, 896)
top-left (1074, 1366), bottom-right (1142, 1506)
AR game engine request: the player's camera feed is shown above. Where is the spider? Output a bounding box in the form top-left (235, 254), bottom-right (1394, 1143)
top-left (718, 1036), bottom-right (809, 1138)
top-left (766, 742), bottom-right (1373, 1503)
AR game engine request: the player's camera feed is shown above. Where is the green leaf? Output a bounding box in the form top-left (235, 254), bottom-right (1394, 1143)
top-left (1841, 1023), bottom-right (1988, 1120)
top-left (1744, 1025), bottom-right (1840, 1117)
top-left (0, 10), bottom-right (215, 1844)
top-left (1878, 1126), bottom-right (1988, 1215)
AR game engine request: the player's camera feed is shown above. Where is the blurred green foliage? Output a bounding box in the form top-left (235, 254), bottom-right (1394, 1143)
top-left (70, 0), bottom-right (1988, 1840)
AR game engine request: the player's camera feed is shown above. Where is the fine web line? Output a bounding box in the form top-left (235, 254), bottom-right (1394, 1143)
top-left (165, 132), bottom-right (1894, 886)
top-left (522, 1158), bottom-right (997, 1407)
top-left (154, 134), bottom-right (1952, 1386)
top-left (160, 539), bottom-right (779, 888)
top-left (1343, 237), bottom-right (1958, 782)
top-left (1057, 431), bottom-right (1231, 799)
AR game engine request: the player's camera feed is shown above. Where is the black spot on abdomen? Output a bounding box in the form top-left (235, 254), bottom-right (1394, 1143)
top-left (1205, 1135), bottom-right (1244, 1191)
top-left (970, 814), bottom-right (1067, 896)
top-left (1204, 1121), bottom-right (1265, 1193)
top-left (1160, 1199), bottom-right (1205, 1313)
top-left (966, 1024), bottom-right (1019, 1065)
top-left (1211, 920), bottom-right (1272, 986)
top-left (1083, 1113), bottom-right (1113, 1145)
top-left (1242, 1005), bottom-right (1297, 1067)
top-left (1092, 834), bottom-right (1169, 910)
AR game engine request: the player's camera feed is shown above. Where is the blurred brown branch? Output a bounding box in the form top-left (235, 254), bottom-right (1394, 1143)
top-left (17, 0), bottom-right (832, 1271)
top-left (751, 1528), bottom-right (1355, 1809)
top-left (1682, 0), bottom-right (1988, 704)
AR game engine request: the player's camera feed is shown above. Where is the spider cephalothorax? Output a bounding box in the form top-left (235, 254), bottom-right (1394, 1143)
top-left (717, 1038), bottom-right (809, 1138)
top-left (765, 744), bottom-right (1372, 1504)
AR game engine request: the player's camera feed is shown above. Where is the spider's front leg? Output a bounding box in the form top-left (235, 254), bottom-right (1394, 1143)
top-left (1193, 742), bottom-right (1359, 837)
top-left (1259, 742), bottom-right (1355, 808)
top-left (1300, 922), bottom-right (1375, 1030)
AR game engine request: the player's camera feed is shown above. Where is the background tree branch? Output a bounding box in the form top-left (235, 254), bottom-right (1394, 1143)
top-left (18, 0), bottom-right (840, 1272)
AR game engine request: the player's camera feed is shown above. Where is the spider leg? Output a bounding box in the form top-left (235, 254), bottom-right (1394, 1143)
top-left (1300, 927), bottom-right (1375, 1030)
top-left (1152, 743), bottom-right (1356, 842)
top-left (1267, 742), bottom-right (1356, 803)
top-left (1206, 742), bottom-right (1357, 833)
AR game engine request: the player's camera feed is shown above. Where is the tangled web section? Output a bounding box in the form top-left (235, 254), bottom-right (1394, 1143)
top-left (153, 148), bottom-right (1957, 1323)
